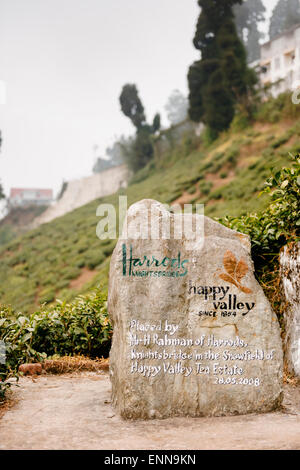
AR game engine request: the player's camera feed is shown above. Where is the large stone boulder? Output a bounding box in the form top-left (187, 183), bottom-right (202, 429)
top-left (108, 199), bottom-right (283, 419)
top-left (280, 242), bottom-right (300, 377)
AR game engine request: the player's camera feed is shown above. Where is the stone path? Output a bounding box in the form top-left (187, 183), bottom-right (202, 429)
top-left (0, 373), bottom-right (299, 450)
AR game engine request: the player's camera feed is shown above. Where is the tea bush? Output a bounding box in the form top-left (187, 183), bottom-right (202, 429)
top-left (39, 288), bottom-right (56, 304)
top-left (226, 145), bottom-right (240, 166)
top-left (219, 154), bottom-right (300, 258)
top-left (199, 181), bottom-right (213, 196)
top-left (0, 289), bottom-right (111, 401)
top-left (218, 154), bottom-right (300, 328)
top-left (85, 250), bottom-right (105, 269)
top-left (255, 92), bottom-right (300, 123)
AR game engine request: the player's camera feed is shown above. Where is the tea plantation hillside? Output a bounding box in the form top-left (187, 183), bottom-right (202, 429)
top-left (0, 205), bottom-right (48, 246)
top-left (1, 94), bottom-right (300, 313)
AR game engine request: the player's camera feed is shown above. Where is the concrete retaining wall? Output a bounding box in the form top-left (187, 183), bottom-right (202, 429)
top-left (32, 164), bottom-right (129, 227)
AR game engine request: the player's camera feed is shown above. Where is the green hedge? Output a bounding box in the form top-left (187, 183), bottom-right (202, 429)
top-left (0, 289), bottom-right (111, 401)
top-left (219, 154), bottom-right (300, 259)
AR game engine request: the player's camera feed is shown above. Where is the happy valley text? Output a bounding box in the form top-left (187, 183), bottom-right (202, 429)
top-left (188, 281), bottom-right (255, 317)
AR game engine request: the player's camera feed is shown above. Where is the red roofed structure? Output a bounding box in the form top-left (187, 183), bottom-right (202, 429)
top-left (9, 188), bottom-right (53, 207)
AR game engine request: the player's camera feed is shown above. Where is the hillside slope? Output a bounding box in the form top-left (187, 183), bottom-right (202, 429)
top-left (0, 205), bottom-right (48, 247)
top-left (1, 101), bottom-right (300, 313)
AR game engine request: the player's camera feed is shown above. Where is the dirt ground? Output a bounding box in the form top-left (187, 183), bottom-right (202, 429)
top-left (0, 372), bottom-right (299, 450)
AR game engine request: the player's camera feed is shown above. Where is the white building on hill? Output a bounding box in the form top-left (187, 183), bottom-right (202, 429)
top-left (32, 164), bottom-right (129, 228)
top-left (260, 23), bottom-right (300, 97)
top-left (9, 188), bottom-right (53, 207)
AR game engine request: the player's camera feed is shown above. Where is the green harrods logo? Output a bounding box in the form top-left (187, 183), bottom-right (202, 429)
top-left (121, 244), bottom-right (189, 278)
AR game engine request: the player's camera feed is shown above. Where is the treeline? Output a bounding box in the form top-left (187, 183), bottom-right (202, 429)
top-left (118, 1), bottom-right (258, 171)
top-left (188, 0), bottom-right (257, 140)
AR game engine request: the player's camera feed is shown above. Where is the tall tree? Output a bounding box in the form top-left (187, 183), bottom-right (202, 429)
top-left (234, 0), bottom-right (266, 63)
top-left (188, 0), bottom-right (254, 137)
top-left (119, 84), bottom-right (161, 172)
top-left (119, 84), bottom-right (146, 130)
top-left (269, 0), bottom-right (300, 40)
top-left (152, 113), bottom-right (161, 133)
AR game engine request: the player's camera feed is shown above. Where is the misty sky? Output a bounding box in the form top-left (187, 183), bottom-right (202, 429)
top-left (0, 0), bottom-right (278, 196)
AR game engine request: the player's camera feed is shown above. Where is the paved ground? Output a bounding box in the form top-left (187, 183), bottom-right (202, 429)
top-left (0, 372), bottom-right (299, 450)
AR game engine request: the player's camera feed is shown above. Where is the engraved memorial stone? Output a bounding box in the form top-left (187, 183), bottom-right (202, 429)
top-left (108, 199), bottom-right (283, 419)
